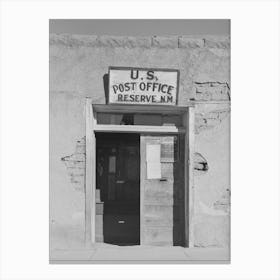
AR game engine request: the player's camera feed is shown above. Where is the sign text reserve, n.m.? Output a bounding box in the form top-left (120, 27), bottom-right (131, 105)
top-left (108, 67), bottom-right (179, 105)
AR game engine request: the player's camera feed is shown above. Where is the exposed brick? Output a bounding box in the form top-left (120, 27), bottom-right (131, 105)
top-left (178, 36), bottom-right (204, 48)
top-left (71, 34), bottom-right (98, 47)
top-left (204, 36), bottom-right (230, 49)
top-left (152, 36), bottom-right (178, 48)
top-left (97, 35), bottom-right (127, 47)
top-left (205, 111), bottom-right (220, 119)
top-left (50, 33), bottom-right (230, 50)
top-left (195, 124), bottom-right (208, 134)
top-left (126, 36), bottom-right (152, 48)
top-left (75, 144), bottom-right (85, 154)
top-left (49, 33), bottom-right (98, 47)
top-left (75, 136), bottom-right (86, 154)
top-left (68, 168), bottom-right (84, 177)
top-left (195, 109), bottom-right (230, 134)
top-left (64, 153), bottom-right (85, 162)
top-left (195, 113), bottom-right (206, 127)
top-left (96, 35), bottom-right (151, 48)
top-left (195, 82), bottom-right (230, 101)
top-left (61, 137), bottom-right (86, 192)
top-left (204, 117), bottom-right (221, 126)
top-left (213, 189), bottom-right (230, 213)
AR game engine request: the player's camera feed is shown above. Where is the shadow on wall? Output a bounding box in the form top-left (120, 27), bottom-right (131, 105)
top-left (103, 73), bottom-right (109, 104)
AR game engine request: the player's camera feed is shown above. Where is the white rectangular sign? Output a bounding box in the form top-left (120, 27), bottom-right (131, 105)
top-left (108, 67), bottom-right (179, 105)
top-left (146, 144), bottom-right (161, 179)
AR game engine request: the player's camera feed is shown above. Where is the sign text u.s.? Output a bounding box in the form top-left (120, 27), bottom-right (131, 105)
top-left (108, 67), bottom-right (179, 105)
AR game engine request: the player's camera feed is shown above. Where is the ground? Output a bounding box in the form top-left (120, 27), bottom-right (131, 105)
top-left (50, 243), bottom-right (230, 264)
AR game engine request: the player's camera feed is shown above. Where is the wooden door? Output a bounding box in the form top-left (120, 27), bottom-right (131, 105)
top-left (96, 133), bottom-right (140, 245)
top-left (140, 135), bottom-right (185, 246)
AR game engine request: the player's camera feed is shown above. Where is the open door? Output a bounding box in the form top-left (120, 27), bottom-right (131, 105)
top-left (140, 135), bottom-right (185, 246)
top-left (96, 133), bottom-right (140, 245)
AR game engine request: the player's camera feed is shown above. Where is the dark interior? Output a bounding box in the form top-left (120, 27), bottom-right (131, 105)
top-left (96, 133), bottom-right (140, 245)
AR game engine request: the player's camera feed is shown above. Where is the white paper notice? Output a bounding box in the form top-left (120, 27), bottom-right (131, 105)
top-left (146, 144), bottom-right (161, 179)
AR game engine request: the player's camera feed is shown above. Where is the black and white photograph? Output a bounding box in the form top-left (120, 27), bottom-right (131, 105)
top-left (49, 19), bottom-right (231, 263)
top-left (1, 1), bottom-right (280, 279)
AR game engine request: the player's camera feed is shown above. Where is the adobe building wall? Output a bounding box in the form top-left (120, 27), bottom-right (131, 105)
top-left (49, 34), bottom-right (230, 250)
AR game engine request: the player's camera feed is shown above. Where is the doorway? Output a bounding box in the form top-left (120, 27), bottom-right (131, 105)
top-left (86, 102), bottom-right (195, 247)
top-left (96, 133), bottom-right (140, 245)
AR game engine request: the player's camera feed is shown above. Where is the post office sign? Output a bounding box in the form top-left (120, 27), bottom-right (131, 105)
top-left (108, 67), bottom-right (179, 105)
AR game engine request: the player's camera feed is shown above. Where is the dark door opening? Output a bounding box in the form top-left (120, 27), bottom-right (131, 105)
top-left (96, 133), bottom-right (140, 245)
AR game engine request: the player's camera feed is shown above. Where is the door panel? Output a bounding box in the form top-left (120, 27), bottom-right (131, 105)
top-left (140, 135), bottom-right (185, 246)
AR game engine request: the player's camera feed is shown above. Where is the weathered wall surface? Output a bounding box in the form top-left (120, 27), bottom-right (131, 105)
top-left (194, 103), bottom-right (230, 247)
top-left (50, 94), bottom-right (86, 249)
top-left (49, 34), bottom-right (230, 251)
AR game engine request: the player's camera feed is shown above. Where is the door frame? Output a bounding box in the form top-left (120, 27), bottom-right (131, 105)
top-left (85, 98), bottom-right (195, 247)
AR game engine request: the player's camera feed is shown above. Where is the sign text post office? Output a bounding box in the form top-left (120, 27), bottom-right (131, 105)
top-left (108, 67), bottom-right (179, 105)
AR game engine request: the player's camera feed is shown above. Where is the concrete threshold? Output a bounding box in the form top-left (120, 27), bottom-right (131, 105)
top-left (50, 243), bottom-right (230, 264)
